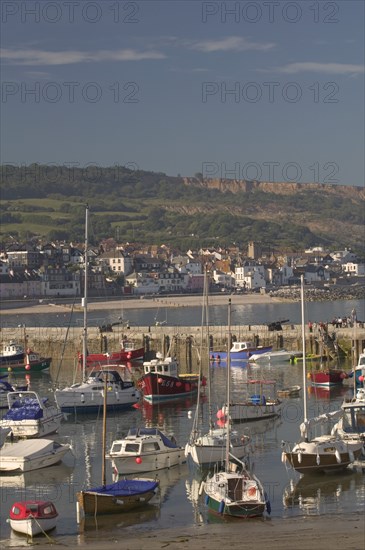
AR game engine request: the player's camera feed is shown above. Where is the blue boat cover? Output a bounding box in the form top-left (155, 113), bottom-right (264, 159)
top-left (88, 478), bottom-right (159, 496)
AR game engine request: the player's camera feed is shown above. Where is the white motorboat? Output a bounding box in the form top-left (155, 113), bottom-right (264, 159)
top-left (248, 350), bottom-right (292, 363)
top-left (108, 427), bottom-right (186, 475)
top-left (0, 438), bottom-right (71, 472)
top-left (8, 500), bottom-right (58, 536)
top-left (54, 368), bottom-right (140, 413)
top-left (0, 391), bottom-right (63, 438)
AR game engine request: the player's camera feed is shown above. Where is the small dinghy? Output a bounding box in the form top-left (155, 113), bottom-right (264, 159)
top-left (8, 500), bottom-right (58, 537)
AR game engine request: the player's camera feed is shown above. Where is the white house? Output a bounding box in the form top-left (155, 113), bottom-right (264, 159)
top-left (234, 264), bottom-right (266, 290)
top-left (343, 262), bottom-right (365, 277)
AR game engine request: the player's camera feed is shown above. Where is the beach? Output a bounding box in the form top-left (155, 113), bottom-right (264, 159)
top-left (12, 513), bottom-right (364, 550)
top-left (0, 293), bottom-right (280, 315)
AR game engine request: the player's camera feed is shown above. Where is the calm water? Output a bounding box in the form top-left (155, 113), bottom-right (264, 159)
top-left (1, 298), bottom-right (364, 328)
top-left (0, 360), bottom-right (364, 547)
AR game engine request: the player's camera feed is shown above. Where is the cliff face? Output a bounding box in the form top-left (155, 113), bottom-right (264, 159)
top-left (182, 178), bottom-right (365, 199)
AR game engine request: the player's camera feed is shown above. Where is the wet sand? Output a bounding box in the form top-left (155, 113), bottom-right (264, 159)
top-left (0, 293), bottom-right (280, 316)
top-left (12, 513), bottom-right (364, 550)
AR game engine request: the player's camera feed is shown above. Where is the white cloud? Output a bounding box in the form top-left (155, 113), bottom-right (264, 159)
top-left (187, 36), bottom-right (275, 53)
top-left (275, 62), bottom-right (364, 75)
top-left (0, 48), bottom-right (166, 65)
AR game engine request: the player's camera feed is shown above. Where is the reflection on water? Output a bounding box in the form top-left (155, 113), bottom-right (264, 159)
top-left (283, 469), bottom-right (365, 516)
top-left (0, 361), bottom-right (364, 546)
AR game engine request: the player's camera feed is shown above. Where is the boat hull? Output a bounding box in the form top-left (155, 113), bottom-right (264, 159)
top-left (80, 347), bottom-right (145, 368)
top-left (10, 517), bottom-right (57, 536)
top-left (77, 479), bottom-right (159, 516)
top-left (111, 448), bottom-right (185, 474)
top-left (282, 438), bottom-right (363, 474)
top-left (0, 441), bottom-right (71, 472)
top-left (210, 346), bottom-right (272, 363)
top-left (0, 358), bottom-right (51, 375)
top-left (228, 401), bottom-right (282, 422)
top-left (139, 373), bottom-right (200, 404)
top-left (310, 370), bottom-right (347, 387)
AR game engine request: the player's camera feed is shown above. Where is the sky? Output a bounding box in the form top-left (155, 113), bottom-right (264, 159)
top-left (1, 0), bottom-right (364, 186)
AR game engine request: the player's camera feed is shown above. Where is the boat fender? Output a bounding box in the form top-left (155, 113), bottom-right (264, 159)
top-left (198, 482), bottom-right (205, 496)
top-left (218, 500), bottom-right (225, 514)
top-left (205, 495), bottom-right (210, 505)
top-left (298, 452), bottom-right (302, 464)
top-left (316, 453), bottom-right (320, 465)
top-left (335, 450), bottom-right (341, 464)
top-left (349, 450), bottom-right (355, 463)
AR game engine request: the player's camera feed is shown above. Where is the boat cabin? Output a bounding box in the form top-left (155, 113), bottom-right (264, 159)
top-left (1, 342), bottom-right (24, 357)
top-left (109, 428), bottom-right (178, 456)
top-left (87, 370), bottom-right (134, 390)
top-left (143, 356), bottom-right (178, 378)
top-left (230, 342), bottom-right (255, 352)
top-left (10, 500), bottom-right (58, 521)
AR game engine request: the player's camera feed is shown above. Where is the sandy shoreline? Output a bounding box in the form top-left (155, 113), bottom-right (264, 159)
top-left (0, 293), bottom-right (281, 315)
top-left (4, 513), bottom-right (364, 550)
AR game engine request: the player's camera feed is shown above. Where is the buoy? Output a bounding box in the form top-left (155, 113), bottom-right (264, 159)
top-left (127, 352), bottom-right (132, 359)
top-left (7, 367), bottom-right (12, 372)
top-left (216, 409), bottom-right (225, 419)
top-left (135, 457), bottom-right (142, 464)
top-left (359, 375), bottom-right (364, 382)
top-left (25, 364), bottom-right (31, 371)
top-left (188, 410), bottom-right (192, 418)
top-left (176, 381), bottom-right (182, 387)
top-left (158, 378), bottom-right (163, 384)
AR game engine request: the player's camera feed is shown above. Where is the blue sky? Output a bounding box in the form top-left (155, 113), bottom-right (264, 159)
top-left (1, 0), bottom-right (364, 185)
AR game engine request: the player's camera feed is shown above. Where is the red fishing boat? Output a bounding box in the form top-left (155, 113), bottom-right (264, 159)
top-left (309, 368), bottom-right (348, 387)
top-left (9, 500), bottom-right (58, 536)
top-left (78, 340), bottom-right (144, 368)
top-left (137, 353), bottom-right (205, 404)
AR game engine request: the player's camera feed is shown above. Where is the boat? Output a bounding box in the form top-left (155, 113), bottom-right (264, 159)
top-left (54, 207), bottom-right (140, 414)
top-left (0, 390), bottom-right (64, 438)
top-left (0, 349), bottom-right (52, 375)
top-left (76, 371), bottom-right (160, 517)
top-left (8, 500), bottom-right (58, 536)
top-left (277, 385), bottom-right (301, 398)
top-left (0, 341), bottom-right (25, 364)
top-left (137, 353), bottom-right (203, 404)
top-left (54, 368), bottom-right (140, 413)
top-left (210, 341), bottom-right (272, 363)
top-left (0, 438), bottom-right (72, 472)
top-left (108, 427), bottom-right (186, 475)
top-left (349, 348), bottom-right (365, 386)
top-left (78, 340), bottom-right (145, 369)
top-left (331, 387), bottom-right (365, 457)
top-left (0, 377), bottom-right (29, 408)
top-left (309, 367), bottom-right (348, 387)
top-left (222, 379), bottom-right (282, 423)
top-left (248, 349), bottom-right (292, 363)
top-left (281, 275), bottom-right (363, 475)
top-left (185, 270), bottom-right (250, 467)
top-left (202, 299), bottom-right (270, 519)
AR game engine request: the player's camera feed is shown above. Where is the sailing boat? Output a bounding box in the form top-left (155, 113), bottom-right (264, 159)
top-left (202, 299), bottom-right (269, 518)
top-left (281, 275), bottom-right (363, 475)
top-left (54, 206), bottom-right (140, 413)
top-left (185, 271), bottom-right (249, 468)
top-left (76, 372), bottom-right (160, 517)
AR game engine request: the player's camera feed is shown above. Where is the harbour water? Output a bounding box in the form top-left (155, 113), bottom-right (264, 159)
top-left (0, 298), bottom-right (363, 328)
top-left (0, 358), bottom-right (364, 547)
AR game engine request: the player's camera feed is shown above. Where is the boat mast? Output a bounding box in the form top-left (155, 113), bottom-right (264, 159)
top-left (101, 371), bottom-right (108, 487)
top-left (82, 205), bottom-right (89, 383)
top-left (225, 298), bottom-right (232, 470)
top-left (300, 275), bottom-right (308, 436)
